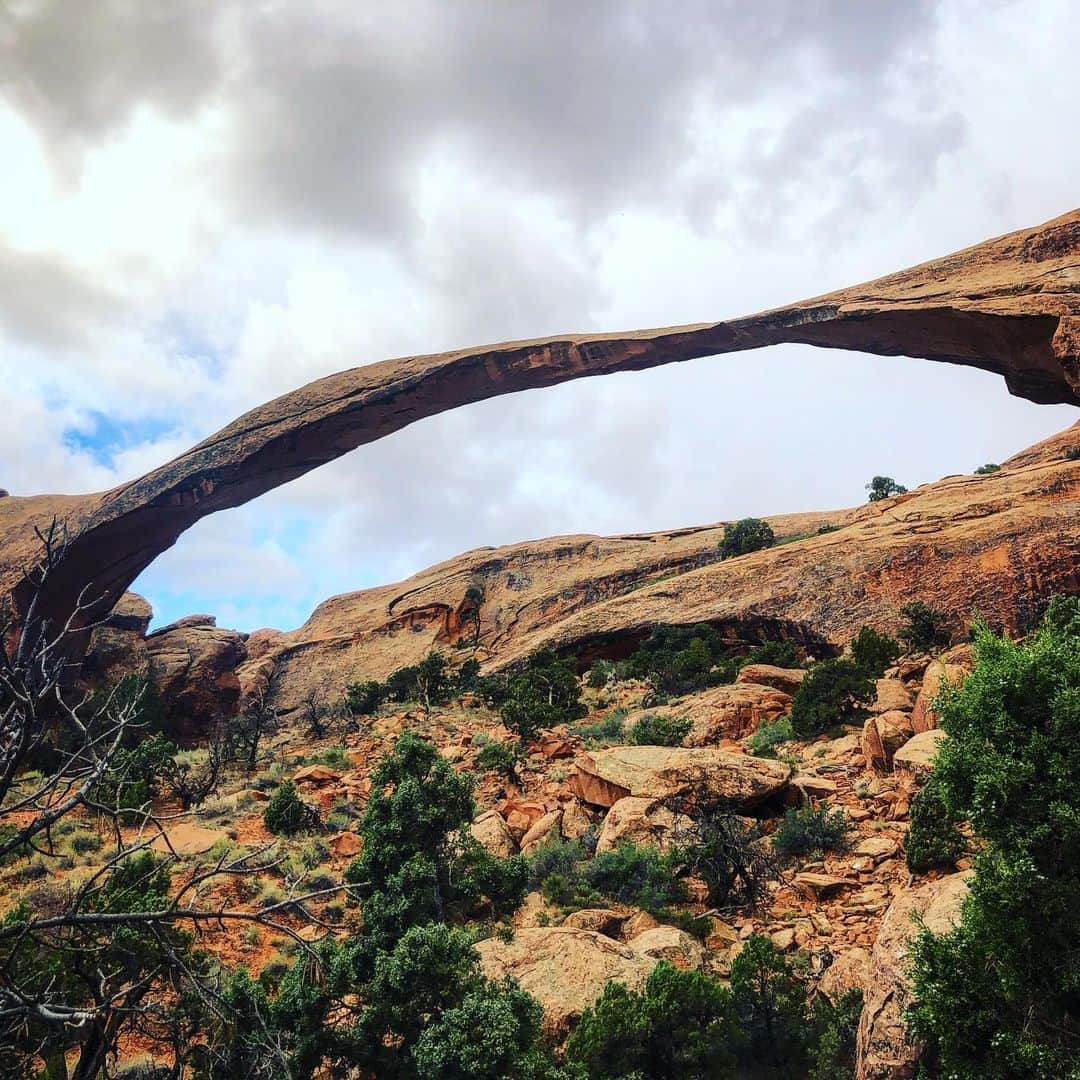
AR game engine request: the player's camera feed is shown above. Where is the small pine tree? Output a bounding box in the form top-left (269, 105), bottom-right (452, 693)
top-left (719, 518), bottom-right (776, 559)
top-left (263, 781), bottom-right (318, 836)
top-left (865, 476), bottom-right (907, 502)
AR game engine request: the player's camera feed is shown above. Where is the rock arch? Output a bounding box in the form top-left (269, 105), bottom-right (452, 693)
top-left (2, 208), bottom-right (1078, 627)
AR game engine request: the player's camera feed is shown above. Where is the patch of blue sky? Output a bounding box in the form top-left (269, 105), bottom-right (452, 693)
top-left (63, 412), bottom-right (178, 468)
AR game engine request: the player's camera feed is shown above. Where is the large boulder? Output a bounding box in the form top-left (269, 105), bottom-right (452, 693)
top-left (735, 664), bottom-right (807, 696)
top-left (869, 678), bottom-right (914, 715)
top-left (862, 711), bottom-right (914, 772)
top-left (83, 592), bottom-right (153, 682)
top-left (620, 683), bottom-right (791, 747)
top-left (855, 872), bottom-right (970, 1080)
top-left (146, 616), bottom-right (248, 736)
top-left (471, 809), bottom-right (518, 858)
top-left (911, 661), bottom-right (968, 734)
top-left (475, 927), bottom-right (657, 1037)
top-left (595, 796), bottom-right (691, 855)
top-left (572, 746), bottom-right (791, 809)
top-left (892, 729), bottom-right (947, 777)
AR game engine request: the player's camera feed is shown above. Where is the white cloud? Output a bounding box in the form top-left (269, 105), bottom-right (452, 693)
top-left (0, 0), bottom-right (1076, 630)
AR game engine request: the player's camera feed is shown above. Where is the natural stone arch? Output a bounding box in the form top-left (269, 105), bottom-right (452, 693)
top-left (1, 207), bottom-right (1078, 629)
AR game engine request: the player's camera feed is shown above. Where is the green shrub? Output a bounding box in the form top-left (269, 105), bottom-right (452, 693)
top-left (849, 626), bottom-right (901, 677)
top-left (906, 597), bottom-right (1080, 1075)
top-left (69, 831), bottom-right (103, 856)
top-left (745, 716), bottom-right (795, 758)
top-left (473, 741), bottom-right (518, 778)
top-left (904, 776), bottom-right (964, 873)
top-left (565, 940), bottom-right (861, 1079)
top-left (719, 518), bottom-right (775, 559)
top-left (625, 623), bottom-right (740, 696)
top-left (574, 708), bottom-right (627, 744)
top-left (772, 805), bottom-right (850, 858)
top-left (1066, 446), bottom-right (1080, 461)
top-left (565, 961), bottom-right (738, 1078)
top-left (974, 463), bottom-right (1000, 474)
top-left (865, 475), bottom-right (907, 501)
top-left (745, 639), bottom-right (802, 668)
top-left (583, 843), bottom-right (686, 913)
top-left (628, 713), bottom-right (691, 746)
top-left (789, 659), bottom-right (874, 738)
top-left (263, 781), bottom-right (319, 836)
top-left (898, 600), bottom-right (951, 653)
top-left (344, 679), bottom-right (385, 715)
top-left (499, 650), bottom-right (586, 745)
top-left (304, 746), bottom-right (351, 769)
top-left (671, 799), bottom-right (780, 911)
top-left (343, 732), bottom-right (527, 947)
top-left (586, 660), bottom-right (614, 689)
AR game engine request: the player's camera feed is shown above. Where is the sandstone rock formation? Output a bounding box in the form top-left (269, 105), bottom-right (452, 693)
top-left (475, 926), bottom-right (657, 1037)
top-left (856, 872), bottom-right (970, 1080)
top-left (572, 746), bottom-right (791, 809)
top-left (620, 682), bottom-right (792, 745)
top-left (2, 210), bottom-right (1078, 641)
top-left (248, 420), bottom-right (1078, 715)
top-left (145, 616), bottom-right (248, 736)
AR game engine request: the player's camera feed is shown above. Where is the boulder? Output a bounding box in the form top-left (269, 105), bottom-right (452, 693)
top-left (595, 796), bottom-right (691, 855)
top-left (629, 925), bottom-right (705, 969)
top-left (819, 947), bottom-right (872, 1004)
top-left (560, 799), bottom-right (594, 840)
top-left (911, 661), bottom-right (967, 734)
top-left (327, 831), bottom-right (362, 858)
top-left (475, 927), bottom-right (657, 1037)
top-left (856, 873), bottom-right (970, 1080)
top-left (736, 664), bottom-right (807, 695)
top-left (470, 809), bottom-right (517, 858)
top-left (519, 808), bottom-right (563, 854)
top-left (892, 729), bottom-right (946, 776)
top-left (794, 873), bottom-right (856, 900)
top-left (869, 678), bottom-right (914, 715)
top-left (146, 616), bottom-right (248, 736)
top-left (573, 746), bottom-right (791, 810)
top-left (83, 592), bottom-right (153, 682)
top-left (862, 711), bottom-right (914, 771)
top-left (292, 764), bottom-right (343, 785)
top-left (561, 908), bottom-right (629, 936)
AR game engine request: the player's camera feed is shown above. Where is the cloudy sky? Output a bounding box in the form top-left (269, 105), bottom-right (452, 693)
top-left (1, 0), bottom-right (1077, 632)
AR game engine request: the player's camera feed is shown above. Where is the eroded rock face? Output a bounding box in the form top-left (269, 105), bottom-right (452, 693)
top-left (595, 796), bottom-right (691, 854)
top-left (2, 209), bottom-right (1078, 640)
top-left (83, 591), bottom-right (153, 683)
top-left (244, 421), bottom-right (1078, 714)
top-left (572, 746), bottom-right (791, 809)
top-left (475, 926), bottom-right (657, 1037)
top-left (662, 682), bottom-right (793, 744)
top-left (855, 872), bottom-right (970, 1080)
top-left (146, 616), bottom-right (248, 737)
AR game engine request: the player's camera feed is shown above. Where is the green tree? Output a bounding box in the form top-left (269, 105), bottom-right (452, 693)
top-left (719, 518), bottom-right (776, 559)
top-left (973, 463), bottom-right (1000, 475)
top-left (566, 961), bottom-right (738, 1079)
top-left (865, 476), bottom-right (907, 501)
top-left (628, 713), bottom-right (691, 746)
top-left (499, 650), bottom-right (586, 745)
top-left (906, 597), bottom-right (1080, 1077)
top-left (789, 658), bottom-right (875, 738)
top-left (898, 600), bottom-right (951, 652)
top-left (344, 732), bottom-right (526, 947)
top-left (849, 626), bottom-right (901, 677)
top-left (263, 779), bottom-right (320, 836)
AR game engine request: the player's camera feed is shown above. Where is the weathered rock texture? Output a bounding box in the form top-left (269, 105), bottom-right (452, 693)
top-left (855, 872), bottom-right (970, 1080)
top-left (247, 421), bottom-right (1077, 714)
top-left (2, 210), bottom-right (1078, 637)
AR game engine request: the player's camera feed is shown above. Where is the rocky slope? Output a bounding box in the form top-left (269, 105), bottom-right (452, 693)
top-left (2, 208), bottom-right (1078, 633)
top-left (225, 421), bottom-right (1078, 716)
